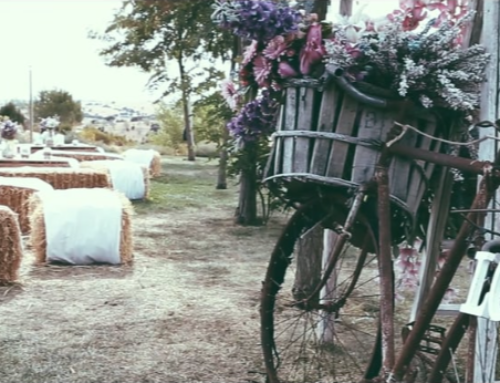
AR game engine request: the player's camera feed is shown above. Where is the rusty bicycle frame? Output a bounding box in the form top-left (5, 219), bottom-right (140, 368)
top-left (332, 71), bottom-right (500, 381)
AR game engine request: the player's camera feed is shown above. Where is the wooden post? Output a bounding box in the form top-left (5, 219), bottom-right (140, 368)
top-left (474, 0), bottom-right (499, 381)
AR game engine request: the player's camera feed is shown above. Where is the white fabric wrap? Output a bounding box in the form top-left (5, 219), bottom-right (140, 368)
top-left (40, 188), bottom-right (122, 265)
top-left (123, 149), bottom-right (155, 168)
top-left (92, 160), bottom-right (145, 200)
top-left (0, 176), bottom-right (54, 192)
top-left (29, 151), bottom-right (80, 168)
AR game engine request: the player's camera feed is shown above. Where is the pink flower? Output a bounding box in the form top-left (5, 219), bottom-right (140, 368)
top-left (263, 35), bottom-right (289, 60)
top-left (220, 79), bottom-right (239, 111)
top-left (242, 40), bottom-right (258, 65)
top-left (299, 22), bottom-right (325, 75)
top-left (278, 61), bottom-right (298, 78)
top-left (252, 54), bottom-right (272, 87)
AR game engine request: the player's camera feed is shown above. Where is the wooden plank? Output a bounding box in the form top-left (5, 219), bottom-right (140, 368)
top-left (405, 116), bottom-right (439, 214)
top-left (351, 107), bottom-right (394, 184)
top-left (309, 86), bottom-right (338, 176)
top-left (475, 0), bottom-right (499, 380)
top-left (293, 87), bottom-right (314, 173)
top-left (326, 94), bottom-right (358, 178)
top-left (273, 105), bottom-right (285, 177)
top-left (388, 115), bottom-right (419, 202)
top-left (282, 87), bottom-right (297, 174)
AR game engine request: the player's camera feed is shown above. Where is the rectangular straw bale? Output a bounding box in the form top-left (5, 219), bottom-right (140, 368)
top-left (29, 192), bottom-right (133, 265)
top-left (0, 206), bottom-right (23, 283)
top-left (0, 185), bottom-right (39, 233)
top-left (0, 167), bottom-right (112, 190)
top-left (80, 161), bottom-right (150, 199)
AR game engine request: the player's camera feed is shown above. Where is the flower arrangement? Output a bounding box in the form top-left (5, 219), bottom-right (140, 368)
top-left (0, 120), bottom-right (18, 140)
top-left (40, 116), bottom-right (60, 130)
top-left (213, 0), bottom-right (489, 116)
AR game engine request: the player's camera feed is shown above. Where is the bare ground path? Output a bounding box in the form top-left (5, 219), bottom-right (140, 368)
top-left (0, 157), bottom-right (287, 383)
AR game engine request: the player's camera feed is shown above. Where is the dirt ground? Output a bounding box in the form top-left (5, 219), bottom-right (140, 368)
top-left (0, 157), bottom-right (288, 383)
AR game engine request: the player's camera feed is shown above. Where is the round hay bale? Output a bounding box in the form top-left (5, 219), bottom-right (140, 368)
top-left (29, 189), bottom-right (133, 266)
top-left (0, 177), bottom-right (54, 233)
top-left (80, 160), bottom-right (150, 200)
top-left (151, 153), bottom-right (162, 178)
top-left (0, 167), bottom-right (112, 190)
top-left (0, 205), bottom-right (23, 283)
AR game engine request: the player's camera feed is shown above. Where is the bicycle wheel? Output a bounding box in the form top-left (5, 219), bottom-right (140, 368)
top-left (260, 196), bottom-right (383, 383)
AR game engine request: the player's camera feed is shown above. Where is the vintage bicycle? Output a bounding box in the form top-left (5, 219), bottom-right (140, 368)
top-left (259, 65), bottom-right (500, 383)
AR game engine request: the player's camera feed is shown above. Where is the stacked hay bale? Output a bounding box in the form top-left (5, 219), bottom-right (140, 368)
top-left (0, 206), bottom-right (23, 283)
top-left (80, 160), bottom-right (150, 200)
top-left (0, 177), bottom-right (54, 233)
top-left (0, 167), bottom-right (112, 190)
top-left (123, 149), bottom-right (161, 178)
top-left (29, 188), bottom-right (134, 266)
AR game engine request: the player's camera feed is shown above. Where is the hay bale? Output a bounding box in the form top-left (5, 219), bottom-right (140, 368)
top-left (0, 206), bottom-right (23, 283)
top-left (80, 160), bottom-right (150, 200)
top-left (0, 177), bottom-right (54, 233)
top-left (123, 149), bottom-right (161, 178)
top-left (0, 167), bottom-right (112, 190)
top-left (29, 189), bottom-right (133, 266)
top-left (151, 153), bottom-right (162, 177)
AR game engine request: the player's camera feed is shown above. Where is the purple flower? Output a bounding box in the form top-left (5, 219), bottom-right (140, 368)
top-left (0, 120), bottom-right (18, 140)
top-left (227, 90), bottom-right (278, 141)
top-left (212, 0), bottom-right (301, 42)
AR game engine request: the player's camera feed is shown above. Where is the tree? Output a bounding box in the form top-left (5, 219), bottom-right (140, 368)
top-left (193, 91), bottom-right (234, 189)
top-left (92, 0), bottom-right (234, 161)
top-left (0, 102), bottom-right (26, 125)
top-left (34, 89), bottom-right (83, 126)
top-left (150, 102), bottom-right (185, 152)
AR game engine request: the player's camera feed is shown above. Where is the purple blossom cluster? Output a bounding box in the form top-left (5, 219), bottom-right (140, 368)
top-left (212, 0), bottom-right (301, 43)
top-left (0, 120), bottom-right (18, 140)
top-left (227, 90), bottom-right (278, 141)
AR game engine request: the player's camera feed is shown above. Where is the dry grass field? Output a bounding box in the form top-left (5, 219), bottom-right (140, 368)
top-left (0, 157), bottom-right (289, 383)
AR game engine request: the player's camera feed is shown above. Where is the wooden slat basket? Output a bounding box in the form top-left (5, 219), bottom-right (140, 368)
top-left (264, 77), bottom-right (445, 220)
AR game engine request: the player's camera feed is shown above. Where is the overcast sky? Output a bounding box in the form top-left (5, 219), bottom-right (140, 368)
top-left (0, 0), bottom-right (398, 106)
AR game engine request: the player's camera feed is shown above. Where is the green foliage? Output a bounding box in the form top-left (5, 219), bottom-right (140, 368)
top-left (79, 126), bottom-right (131, 146)
top-left (0, 102), bottom-right (25, 124)
top-left (34, 90), bottom-right (83, 126)
top-left (193, 91), bottom-right (233, 152)
top-left (149, 103), bottom-right (185, 150)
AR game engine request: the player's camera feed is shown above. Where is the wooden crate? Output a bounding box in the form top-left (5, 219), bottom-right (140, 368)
top-left (264, 80), bottom-right (444, 218)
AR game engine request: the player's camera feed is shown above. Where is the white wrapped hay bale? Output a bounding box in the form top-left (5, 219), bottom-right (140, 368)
top-left (80, 160), bottom-right (149, 200)
top-left (123, 149), bottom-right (161, 178)
top-left (0, 205), bottom-right (23, 283)
top-left (29, 188), bottom-right (133, 266)
top-left (0, 177), bottom-right (54, 233)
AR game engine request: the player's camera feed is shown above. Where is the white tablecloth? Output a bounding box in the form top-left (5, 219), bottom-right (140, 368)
top-left (88, 160), bottom-right (145, 200)
top-left (0, 176), bottom-right (54, 192)
top-left (40, 188), bottom-right (122, 265)
top-left (123, 149), bottom-right (156, 167)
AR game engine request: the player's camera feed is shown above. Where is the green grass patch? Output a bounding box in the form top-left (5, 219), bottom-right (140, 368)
top-left (133, 156), bottom-right (236, 214)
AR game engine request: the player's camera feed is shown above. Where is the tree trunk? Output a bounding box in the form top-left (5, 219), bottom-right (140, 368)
top-left (216, 128), bottom-right (229, 190)
top-left (293, 224), bottom-right (324, 301)
top-left (235, 141), bottom-right (259, 225)
top-left (178, 57), bottom-right (196, 161)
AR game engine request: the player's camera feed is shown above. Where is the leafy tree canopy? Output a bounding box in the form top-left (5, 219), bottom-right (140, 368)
top-left (0, 102), bottom-right (26, 124)
top-left (34, 89), bottom-right (83, 126)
